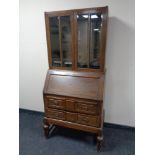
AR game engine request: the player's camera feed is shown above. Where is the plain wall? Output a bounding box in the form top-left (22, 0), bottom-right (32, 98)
top-left (19, 0), bottom-right (135, 126)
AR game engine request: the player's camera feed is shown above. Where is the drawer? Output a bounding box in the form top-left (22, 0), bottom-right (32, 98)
top-left (46, 109), bottom-right (65, 120)
top-left (66, 112), bottom-right (77, 123)
top-left (77, 114), bottom-right (99, 127)
top-left (66, 99), bottom-right (76, 111)
top-left (76, 101), bottom-right (98, 115)
top-left (47, 97), bottom-right (65, 110)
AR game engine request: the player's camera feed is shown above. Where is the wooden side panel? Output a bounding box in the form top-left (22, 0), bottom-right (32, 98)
top-left (100, 6), bottom-right (108, 71)
top-left (44, 13), bottom-right (52, 68)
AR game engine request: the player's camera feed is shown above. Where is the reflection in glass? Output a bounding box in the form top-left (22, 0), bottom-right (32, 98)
top-left (49, 17), bottom-right (61, 67)
top-left (89, 13), bottom-right (102, 69)
top-left (60, 16), bottom-right (72, 68)
top-left (77, 14), bottom-right (89, 68)
top-left (77, 13), bottom-right (102, 69)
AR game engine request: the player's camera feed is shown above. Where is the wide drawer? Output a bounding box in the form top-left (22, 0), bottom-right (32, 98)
top-left (46, 109), bottom-right (65, 120)
top-left (47, 97), bottom-right (65, 110)
top-left (46, 108), bottom-right (99, 127)
top-left (65, 99), bottom-right (76, 111)
top-left (66, 112), bottom-right (77, 123)
top-left (77, 114), bottom-right (99, 127)
top-left (76, 101), bottom-right (98, 115)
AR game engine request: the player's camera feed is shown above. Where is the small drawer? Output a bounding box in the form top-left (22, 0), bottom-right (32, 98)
top-left (46, 109), bottom-right (65, 120)
top-left (66, 100), bottom-right (76, 111)
top-left (66, 112), bottom-right (77, 123)
top-left (76, 101), bottom-right (98, 115)
top-left (47, 98), bottom-right (65, 110)
top-left (77, 114), bottom-right (99, 127)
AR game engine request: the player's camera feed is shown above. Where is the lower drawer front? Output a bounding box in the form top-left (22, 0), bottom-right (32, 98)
top-left (46, 109), bottom-right (99, 127)
top-left (47, 109), bottom-right (65, 120)
top-left (77, 114), bottom-right (99, 127)
top-left (66, 112), bottom-right (77, 123)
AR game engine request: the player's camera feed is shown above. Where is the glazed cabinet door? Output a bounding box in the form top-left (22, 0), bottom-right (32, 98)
top-left (48, 16), bottom-right (61, 67)
top-left (45, 12), bottom-right (73, 69)
top-left (75, 7), bottom-right (108, 71)
top-left (60, 16), bottom-right (72, 68)
top-left (45, 7), bottom-right (108, 71)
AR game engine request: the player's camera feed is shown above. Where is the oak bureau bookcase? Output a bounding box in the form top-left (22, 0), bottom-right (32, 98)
top-left (43, 6), bottom-right (108, 151)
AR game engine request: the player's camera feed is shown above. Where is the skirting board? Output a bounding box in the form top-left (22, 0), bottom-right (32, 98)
top-left (19, 108), bottom-right (135, 131)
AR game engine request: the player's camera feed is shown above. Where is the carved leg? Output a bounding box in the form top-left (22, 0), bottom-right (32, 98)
top-left (43, 118), bottom-right (50, 138)
top-left (43, 124), bottom-right (49, 138)
top-left (97, 131), bottom-right (103, 151)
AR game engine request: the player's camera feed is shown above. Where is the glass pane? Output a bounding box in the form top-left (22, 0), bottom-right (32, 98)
top-left (49, 17), bottom-right (61, 67)
top-left (77, 14), bottom-right (89, 68)
top-left (60, 16), bottom-right (72, 68)
top-left (89, 13), bottom-right (102, 69)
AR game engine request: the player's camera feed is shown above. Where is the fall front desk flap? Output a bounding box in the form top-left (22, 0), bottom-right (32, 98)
top-left (43, 70), bottom-right (104, 101)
